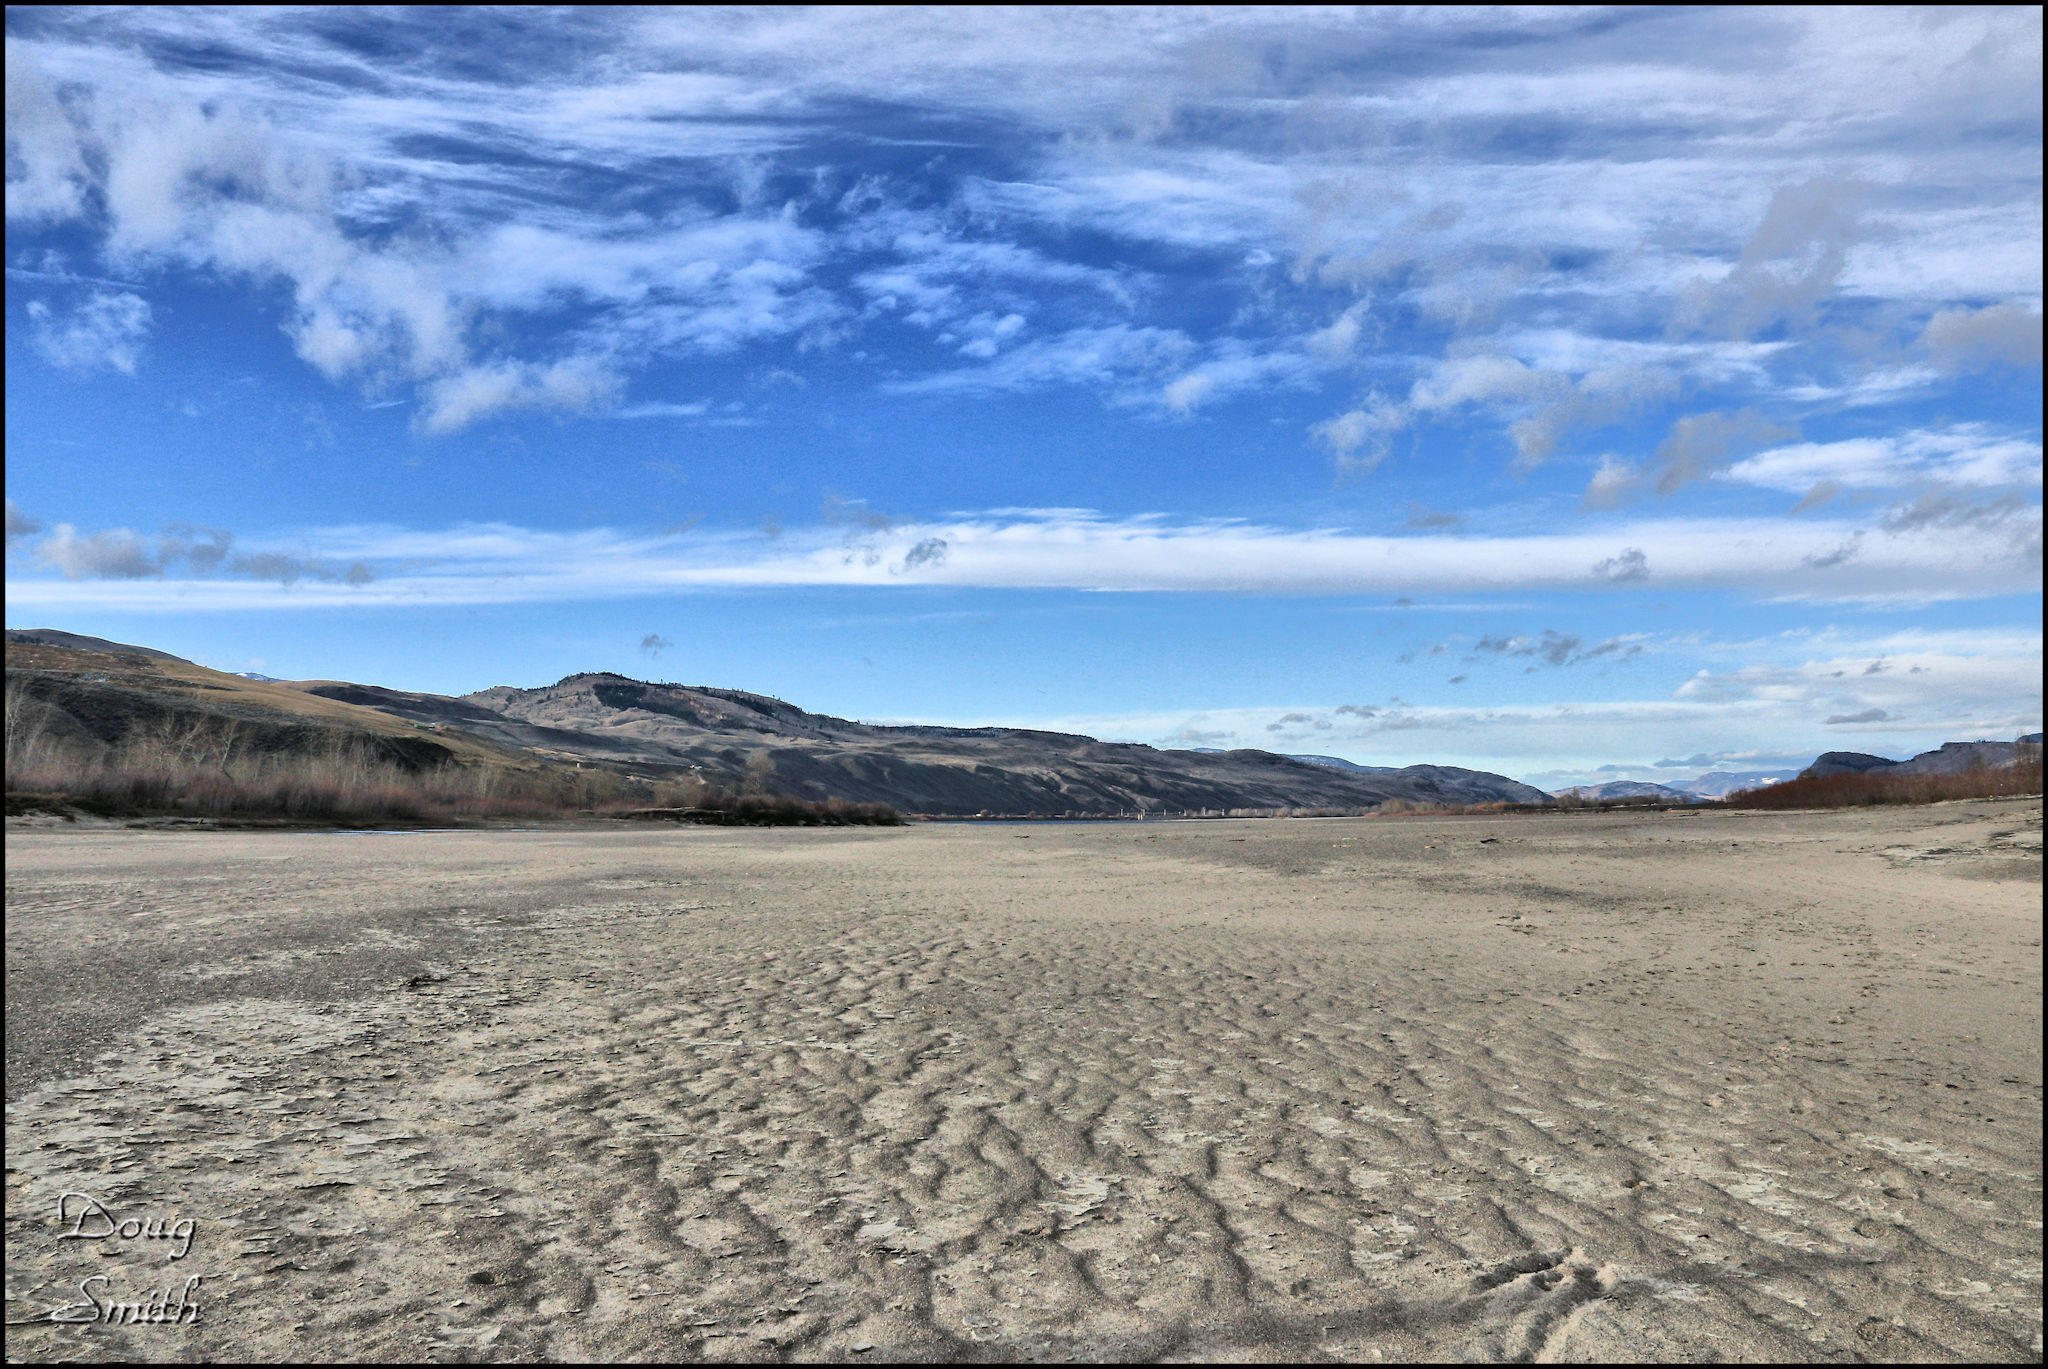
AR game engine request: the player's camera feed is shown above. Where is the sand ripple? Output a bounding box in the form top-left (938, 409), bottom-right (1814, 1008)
top-left (5, 802), bottom-right (2040, 1361)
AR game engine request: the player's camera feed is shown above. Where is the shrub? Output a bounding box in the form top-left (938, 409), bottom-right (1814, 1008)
top-left (642, 771), bottom-right (900, 825)
top-left (1723, 762), bottom-right (2043, 809)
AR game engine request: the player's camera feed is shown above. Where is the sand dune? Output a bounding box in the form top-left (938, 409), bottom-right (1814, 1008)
top-left (5, 800), bottom-right (2040, 1361)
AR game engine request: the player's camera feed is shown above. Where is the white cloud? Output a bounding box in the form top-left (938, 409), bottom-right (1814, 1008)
top-left (1033, 622), bottom-right (2044, 777)
top-left (9, 505), bottom-right (2039, 611)
top-left (1672, 643), bottom-right (2040, 727)
top-left (1162, 347), bottom-right (1319, 416)
top-left (25, 290), bottom-right (152, 372)
top-left (1389, 354), bottom-right (1680, 471)
top-left (1779, 364), bottom-right (1944, 408)
top-left (1310, 398), bottom-right (1407, 472)
top-left (419, 357), bottom-right (621, 436)
top-left (888, 326), bottom-right (1195, 396)
top-left (1726, 425), bottom-right (2044, 493)
top-left (1582, 455), bottom-right (1639, 510)
top-left (1161, 371), bottom-right (1218, 415)
top-left (1028, 650), bottom-right (2041, 780)
top-left (4, 6), bottom-right (2040, 443)
top-left (1306, 301), bottom-right (1370, 362)
top-left (4, 59), bottom-right (91, 222)
top-left (956, 313), bottom-right (1026, 359)
top-left (613, 401), bottom-right (710, 420)
top-left (5, 40), bottom-right (834, 430)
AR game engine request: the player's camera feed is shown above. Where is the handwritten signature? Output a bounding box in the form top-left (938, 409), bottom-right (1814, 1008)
top-left (56, 1191), bottom-right (196, 1260)
top-left (40, 1191), bottom-right (204, 1327)
top-left (49, 1275), bottom-right (204, 1326)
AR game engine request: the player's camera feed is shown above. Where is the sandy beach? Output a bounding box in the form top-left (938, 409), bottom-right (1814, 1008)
top-left (4, 800), bottom-right (2040, 1362)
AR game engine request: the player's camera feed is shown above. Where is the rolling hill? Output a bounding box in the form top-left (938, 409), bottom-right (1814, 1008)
top-left (4, 631), bottom-right (554, 785)
top-left (6, 631), bottom-right (1551, 817)
top-left (287, 670), bottom-right (1554, 816)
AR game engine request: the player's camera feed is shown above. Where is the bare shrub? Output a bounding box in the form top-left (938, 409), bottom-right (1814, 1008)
top-left (1724, 763), bottom-right (2043, 809)
top-left (644, 770), bottom-right (900, 825)
top-left (6, 689), bottom-right (617, 823)
top-left (7, 750), bottom-right (543, 824)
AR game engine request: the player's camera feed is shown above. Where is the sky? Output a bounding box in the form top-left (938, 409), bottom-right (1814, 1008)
top-left (4, 5), bottom-right (2041, 789)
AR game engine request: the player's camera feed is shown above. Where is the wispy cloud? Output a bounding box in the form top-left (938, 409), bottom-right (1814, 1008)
top-left (1472, 630), bottom-right (1644, 668)
top-left (19, 509), bottom-right (372, 586)
top-left (7, 504), bottom-right (2038, 611)
top-left (25, 290), bottom-right (151, 373)
top-left (1724, 425), bottom-right (2043, 494)
top-left (613, 401), bottom-right (710, 420)
top-left (885, 326), bottom-right (1195, 397)
top-left (6, 6), bottom-right (2038, 465)
top-left (1032, 641), bottom-right (2041, 779)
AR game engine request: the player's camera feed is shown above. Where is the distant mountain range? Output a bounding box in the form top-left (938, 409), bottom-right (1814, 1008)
top-left (5, 630), bottom-right (1548, 816)
top-left (1280, 753), bottom-right (1398, 774)
top-left (9, 628), bottom-right (2035, 816)
top-left (1290, 751), bottom-right (1806, 802)
top-left (1665, 769), bottom-right (1804, 798)
top-left (1551, 740), bottom-right (2043, 802)
top-left (298, 671), bottom-right (1555, 815)
top-left (1548, 780), bottom-right (1701, 803)
top-left (1549, 769), bottom-right (1800, 802)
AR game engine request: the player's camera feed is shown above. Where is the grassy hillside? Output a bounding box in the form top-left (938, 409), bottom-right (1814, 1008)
top-left (6, 642), bottom-right (581, 821)
top-left (7, 641), bottom-right (532, 763)
top-left (5, 641), bottom-right (900, 825)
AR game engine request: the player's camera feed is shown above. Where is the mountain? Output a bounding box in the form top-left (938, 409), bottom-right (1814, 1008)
top-left (287, 670), bottom-right (1552, 816)
top-left (1893, 737), bottom-right (2041, 775)
top-left (1283, 754), bottom-right (1400, 774)
top-left (1800, 751), bottom-right (1902, 779)
top-left (1543, 733), bottom-right (2039, 803)
top-left (1799, 736), bottom-right (2042, 781)
top-left (1359, 764), bottom-right (1550, 804)
top-left (1550, 780), bottom-right (1696, 802)
top-left (1664, 769), bottom-right (1799, 798)
top-left (1284, 752), bottom-right (1553, 802)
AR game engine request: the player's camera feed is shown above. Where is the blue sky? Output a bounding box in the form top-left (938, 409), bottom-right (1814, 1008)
top-left (5, 6), bottom-right (2040, 788)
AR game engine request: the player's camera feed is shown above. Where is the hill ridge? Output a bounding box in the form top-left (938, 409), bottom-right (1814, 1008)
top-left (303, 667), bottom-right (1553, 815)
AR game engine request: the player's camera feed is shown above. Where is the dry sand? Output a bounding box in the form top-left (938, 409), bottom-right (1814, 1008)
top-left (4, 800), bottom-right (2040, 1362)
